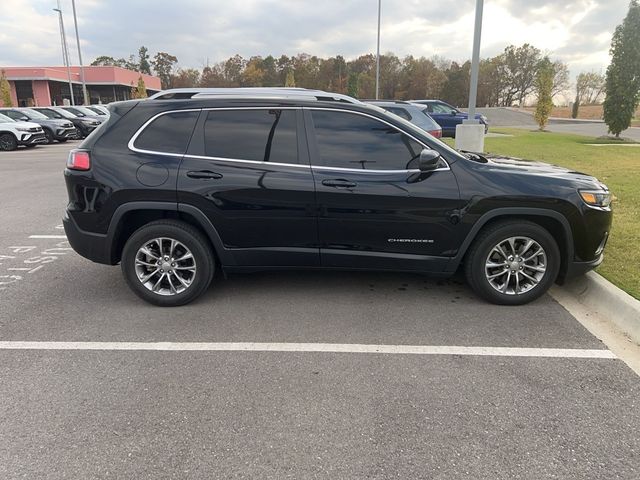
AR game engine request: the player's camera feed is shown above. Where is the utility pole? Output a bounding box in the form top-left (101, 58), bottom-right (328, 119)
top-left (375, 0), bottom-right (381, 99)
top-left (71, 0), bottom-right (89, 105)
top-left (54, 0), bottom-right (75, 106)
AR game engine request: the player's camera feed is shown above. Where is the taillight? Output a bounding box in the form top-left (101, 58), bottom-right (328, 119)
top-left (67, 150), bottom-right (91, 171)
top-left (430, 130), bottom-right (442, 138)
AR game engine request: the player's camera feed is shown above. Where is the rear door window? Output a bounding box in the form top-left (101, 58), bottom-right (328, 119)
top-left (202, 109), bottom-right (298, 164)
top-left (134, 111), bottom-right (200, 154)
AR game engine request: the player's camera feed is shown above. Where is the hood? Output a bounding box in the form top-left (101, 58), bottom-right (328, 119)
top-left (468, 152), bottom-right (607, 189)
top-left (13, 121), bottom-right (44, 131)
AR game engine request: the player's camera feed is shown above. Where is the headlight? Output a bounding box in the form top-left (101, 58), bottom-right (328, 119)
top-left (579, 189), bottom-right (612, 208)
top-left (16, 127), bottom-right (31, 132)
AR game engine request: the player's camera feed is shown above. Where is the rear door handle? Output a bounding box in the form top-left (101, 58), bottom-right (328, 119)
top-left (186, 170), bottom-right (223, 180)
top-left (321, 179), bottom-right (357, 188)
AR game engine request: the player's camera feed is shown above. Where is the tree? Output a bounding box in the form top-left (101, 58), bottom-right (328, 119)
top-left (551, 61), bottom-right (570, 98)
top-left (138, 46), bottom-right (151, 75)
top-left (91, 55), bottom-right (119, 66)
top-left (285, 70), bottom-right (295, 87)
top-left (534, 58), bottom-right (554, 130)
top-left (172, 68), bottom-right (200, 88)
top-left (241, 57), bottom-right (265, 86)
top-left (497, 44), bottom-right (542, 106)
top-left (347, 73), bottom-right (359, 97)
top-left (151, 52), bottom-right (178, 89)
top-left (130, 76), bottom-right (148, 99)
top-left (604, 0), bottom-right (640, 136)
top-left (0, 70), bottom-right (13, 107)
top-left (576, 71), bottom-right (606, 105)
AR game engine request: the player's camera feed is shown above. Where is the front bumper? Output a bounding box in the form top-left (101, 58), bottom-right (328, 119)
top-left (18, 133), bottom-right (47, 146)
top-left (54, 127), bottom-right (78, 140)
top-left (561, 253), bottom-right (604, 283)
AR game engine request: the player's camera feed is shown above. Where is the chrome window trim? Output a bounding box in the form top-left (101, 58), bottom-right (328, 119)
top-left (128, 106), bottom-right (450, 173)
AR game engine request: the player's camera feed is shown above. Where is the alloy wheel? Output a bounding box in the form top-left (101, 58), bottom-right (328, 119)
top-left (484, 236), bottom-right (547, 295)
top-left (134, 237), bottom-right (197, 296)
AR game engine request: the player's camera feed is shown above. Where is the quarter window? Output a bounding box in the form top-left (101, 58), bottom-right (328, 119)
top-left (135, 111), bottom-right (199, 154)
top-left (310, 110), bottom-right (423, 171)
top-left (203, 109), bottom-right (298, 164)
top-left (385, 107), bottom-right (412, 121)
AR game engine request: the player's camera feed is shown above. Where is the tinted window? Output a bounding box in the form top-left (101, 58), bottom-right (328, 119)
top-left (431, 102), bottom-right (456, 114)
top-left (385, 107), bottom-right (412, 121)
top-left (203, 109), bottom-right (298, 163)
top-left (135, 111), bottom-right (199, 154)
top-left (310, 110), bottom-right (423, 170)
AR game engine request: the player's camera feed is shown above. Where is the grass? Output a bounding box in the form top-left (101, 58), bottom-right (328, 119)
top-left (445, 128), bottom-right (640, 299)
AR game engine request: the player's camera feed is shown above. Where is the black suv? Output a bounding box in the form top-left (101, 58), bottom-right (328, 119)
top-left (63, 88), bottom-right (612, 306)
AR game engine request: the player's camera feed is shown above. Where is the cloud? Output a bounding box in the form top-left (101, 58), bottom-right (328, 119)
top-left (0, 0), bottom-right (629, 78)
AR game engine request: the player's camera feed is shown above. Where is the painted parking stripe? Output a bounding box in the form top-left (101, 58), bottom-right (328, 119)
top-left (28, 235), bottom-right (67, 239)
top-left (0, 342), bottom-right (617, 358)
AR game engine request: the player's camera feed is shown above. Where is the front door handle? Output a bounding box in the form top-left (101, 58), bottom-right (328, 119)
top-left (186, 170), bottom-right (223, 180)
top-left (322, 179), bottom-right (357, 188)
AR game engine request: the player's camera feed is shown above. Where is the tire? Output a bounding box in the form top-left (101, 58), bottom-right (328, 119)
top-left (58, 138), bottom-right (68, 143)
top-left (464, 220), bottom-right (561, 305)
top-left (43, 129), bottom-right (54, 144)
top-left (121, 220), bottom-right (215, 306)
top-left (25, 144), bottom-right (37, 148)
top-left (0, 133), bottom-right (18, 151)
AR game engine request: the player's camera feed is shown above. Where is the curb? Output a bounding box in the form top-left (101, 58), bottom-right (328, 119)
top-left (556, 272), bottom-right (640, 344)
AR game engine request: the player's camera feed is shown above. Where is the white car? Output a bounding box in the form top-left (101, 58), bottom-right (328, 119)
top-left (0, 112), bottom-right (47, 151)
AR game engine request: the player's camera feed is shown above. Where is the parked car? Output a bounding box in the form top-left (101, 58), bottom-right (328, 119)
top-left (411, 100), bottom-right (488, 137)
top-left (0, 107), bottom-right (77, 144)
top-left (366, 100), bottom-right (442, 138)
top-left (63, 88), bottom-right (612, 307)
top-left (0, 112), bottom-right (47, 151)
top-left (34, 107), bottom-right (99, 138)
top-left (60, 105), bottom-right (106, 122)
top-left (85, 105), bottom-right (110, 117)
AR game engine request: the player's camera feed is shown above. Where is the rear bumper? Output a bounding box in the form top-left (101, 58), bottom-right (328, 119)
top-left (63, 212), bottom-right (112, 264)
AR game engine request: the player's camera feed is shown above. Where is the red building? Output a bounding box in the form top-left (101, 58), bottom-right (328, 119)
top-left (1, 66), bottom-right (162, 106)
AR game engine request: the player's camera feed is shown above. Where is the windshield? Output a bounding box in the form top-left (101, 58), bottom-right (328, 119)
top-left (72, 106), bottom-right (98, 116)
top-left (55, 108), bottom-right (78, 119)
top-left (35, 109), bottom-right (60, 119)
top-left (86, 106), bottom-right (107, 115)
top-left (0, 113), bottom-right (15, 123)
top-left (21, 108), bottom-right (49, 120)
top-left (365, 103), bottom-right (464, 160)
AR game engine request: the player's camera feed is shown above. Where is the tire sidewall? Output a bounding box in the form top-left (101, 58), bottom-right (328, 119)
top-left (469, 223), bottom-right (560, 305)
top-left (121, 223), bottom-right (214, 307)
top-left (0, 133), bottom-right (17, 151)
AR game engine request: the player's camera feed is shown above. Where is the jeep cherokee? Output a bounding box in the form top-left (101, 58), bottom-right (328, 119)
top-left (63, 88), bottom-right (612, 306)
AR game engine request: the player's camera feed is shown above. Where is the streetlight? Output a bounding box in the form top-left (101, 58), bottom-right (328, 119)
top-left (375, 0), bottom-right (381, 99)
top-left (53, 0), bottom-right (75, 106)
top-left (71, 0), bottom-right (89, 105)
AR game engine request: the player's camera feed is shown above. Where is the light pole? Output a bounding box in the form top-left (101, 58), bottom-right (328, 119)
top-left (375, 0), bottom-right (381, 99)
top-left (54, 1), bottom-right (75, 106)
top-left (455, 0), bottom-right (485, 152)
top-left (71, 0), bottom-right (89, 105)
top-left (466, 0), bottom-right (484, 123)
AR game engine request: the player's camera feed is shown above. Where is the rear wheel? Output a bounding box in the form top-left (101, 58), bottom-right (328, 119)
top-left (121, 220), bottom-right (215, 306)
top-left (465, 221), bottom-right (560, 305)
top-left (0, 133), bottom-right (17, 151)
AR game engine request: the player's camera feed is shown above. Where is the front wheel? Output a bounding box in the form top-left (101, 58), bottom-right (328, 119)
top-left (43, 129), bottom-right (54, 144)
top-left (0, 133), bottom-right (18, 151)
top-left (121, 220), bottom-right (215, 306)
top-left (465, 221), bottom-right (560, 305)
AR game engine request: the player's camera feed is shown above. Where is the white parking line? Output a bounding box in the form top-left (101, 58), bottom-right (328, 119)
top-left (28, 235), bottom-right (67, 239)
top-left (0, 341), bottom-right (617, 358)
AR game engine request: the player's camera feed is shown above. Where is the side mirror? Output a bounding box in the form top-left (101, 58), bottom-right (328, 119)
top-left (418, 148), bottom-right (441, 172)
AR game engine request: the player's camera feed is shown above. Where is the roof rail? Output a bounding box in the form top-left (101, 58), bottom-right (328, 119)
top-left (363, 99), bottom-right (411, 105)
top-left (148, 87), bottom-right (361, 104)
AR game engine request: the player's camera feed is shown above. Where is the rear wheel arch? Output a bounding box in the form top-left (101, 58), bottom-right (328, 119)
top-left (107, 203), bottom-right (230, 266)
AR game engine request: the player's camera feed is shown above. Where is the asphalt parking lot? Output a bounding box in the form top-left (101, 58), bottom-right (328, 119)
top-left (1, 142), bottom-right (639, 479)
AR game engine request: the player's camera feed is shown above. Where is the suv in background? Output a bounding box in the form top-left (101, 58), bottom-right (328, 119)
top-left (366, 100), bottom-right (442, 138)
top-left (0, 107), bottom-right (76, 144)
top-left (34, 107), bottom-right (99, 138)
top-left (60, 105), bottom-right (106, 122)
top-left (85, 105), bottom-right (110, 117)
top-left (0, 112), bottom-right (47, 151)
top-left (411, 99), bottom-right (488, 137)
top-left (64, 88), bottom-right (612, 307)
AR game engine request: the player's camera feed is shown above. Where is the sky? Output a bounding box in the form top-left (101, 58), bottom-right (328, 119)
top-left (0, 0), bottom-right (629, 81)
